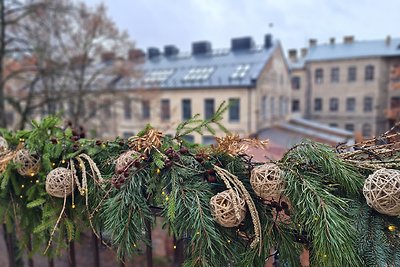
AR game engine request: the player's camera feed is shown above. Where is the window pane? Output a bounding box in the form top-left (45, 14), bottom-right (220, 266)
top-left (229, 98), bottom-right (240, 122)
top-left (315, 68), bottom-right (323, 84)
top-left (261, 95), bottom-right (268, 120)
top-left (362, 123), bottom-right (372, 137)
top-left (202, 136), bottom-right (216, 145)
top-left (348, 66), bottom-right (357, 82)
top-left (182, 135), bottom-right (194, 143)
top-left (161, 99), bottom-right (170, 121)
top-left (182, 99), bottom-right (192, 120)
top-left (142, 100), bottom-right (150, 119)
top-left (331, 67), bottom-right (339, 83)
top-left (345, 124), bottom-right (354, 132)
top-left (123, 99), bottom-right (131, 119)
top-left (329, 98), bottom-right (339, 111)
top-left (292, 99), bottom-right (300, 112)
top-left (364, 97), bottom-right (373, 112)
top-left (346, 97), bottom-right (356, 112)
top-left (314, 98), bottom-right (322, 111)
top-left (365, 65), bottom-right (374, 81)
top-left (291, 76), bottom-right (301, 89)
top-left (204, 99), bottom-right (215, 119)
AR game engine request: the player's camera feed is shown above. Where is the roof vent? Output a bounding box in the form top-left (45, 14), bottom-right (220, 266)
top-left (264, 34), bottom-right (273, 49)
top-left (386, 35), bottom-right (391, 46)
top-left (231, 37), bottom-right (255, 51)
top-left (192, 41), bottom-right (212, 55)
top-left (309, 39), bottom-right (317, 47)
top-left (147, 47), bottom-right (160, 60)
top-left (330, 37), bottom-right (335, 45)
top-left (301, 48), bottom-right (308, 58)
top-left (164, 45), bottom-right (179, 57)
top-left (288, 49), bottom-right (298, 62)
top-left (343, 36), bottom-right (354, 44)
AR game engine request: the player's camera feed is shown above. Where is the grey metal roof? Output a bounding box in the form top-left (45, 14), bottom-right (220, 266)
top-left (115, 42), bottom-right (279, 89)
top-left (306, 38), bottom-right (400, 62)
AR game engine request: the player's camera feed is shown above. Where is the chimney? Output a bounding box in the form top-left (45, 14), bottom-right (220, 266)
top-left (309, 39), bottom-right (317, 47)
top-left (343, 35), bottom-right (354, 44)
top-left (101, 52), bottom-right (115, 63)
top-left (231, 37), bottom-right (255, 51)
top-left (164, 45), bottom-right (179, 57)
top-left (301, 48), bottom-right (308, 58)
top-left (128, 49), bottom-right (145, 61)
top-left (386, 35), bottom-right (391, 46)
top-left (192, 41), bottom-right (212, 55)
top-left (147, 47), bottom-right (160, 59)
top-left (288, 49), bottom-right (298, 62)
top-left (264, 34), bottom-right (273, 49)
top-left (329, 37), bottom-right (335, 45)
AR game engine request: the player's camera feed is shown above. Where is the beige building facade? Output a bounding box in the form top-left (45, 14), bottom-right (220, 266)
top-left (289, 36), bottom-right (400, 138)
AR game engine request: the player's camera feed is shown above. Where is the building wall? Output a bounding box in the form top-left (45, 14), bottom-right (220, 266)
top-left (293, 57), bottom-right (390, 137)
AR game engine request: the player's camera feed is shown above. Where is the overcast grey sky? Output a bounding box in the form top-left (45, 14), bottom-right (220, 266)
top-left (85, 0), bottom-right (398, 54)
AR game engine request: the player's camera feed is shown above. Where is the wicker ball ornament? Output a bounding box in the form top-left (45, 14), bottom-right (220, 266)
top-left (250, 163), bottom-right (284, 199)
top-left (115, 150), bottom-right (140, 173)
top-left (14, 149), bottom-right (40, 176)
top-left (210, 189), bottom-right (246, 228)
top-left (0, 136), bottom-right (8, 153)
top-left (46, 167), bottom-right (76, 198)
top-left (363, 168), bottom-right (400, 216)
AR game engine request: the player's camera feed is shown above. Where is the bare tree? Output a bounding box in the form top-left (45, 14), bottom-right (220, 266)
top-left (2, 0), bottom-right (134, 129)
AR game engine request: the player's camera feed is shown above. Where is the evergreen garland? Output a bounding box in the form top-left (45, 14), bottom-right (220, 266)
top-left (1, 110), bottom-right (400, 266)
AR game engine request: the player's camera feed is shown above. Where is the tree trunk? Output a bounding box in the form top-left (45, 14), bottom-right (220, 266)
top-left (92, 233), bottom-right (100, 267)
top-left (145, 219), bottom-right (153, 267)
top-left (68, 241), bottom-right (76, 267)
top-left (27, 235), bottom-right (34, 267)
top-left (47, 258), bottom-right (54, 267)
top-left (0, 0), bottom-right (7, 128)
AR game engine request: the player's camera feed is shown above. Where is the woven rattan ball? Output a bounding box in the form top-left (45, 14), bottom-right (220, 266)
top-left (115, 150), bottom-right (140, 173)
top-left (0, 136), bottom-right (8, 153)
top-left (210, 189), bottom-right (246, 228)
top-left (14, 149), bottom-right (40, 176)
top-left (250, 163), bottom-right (284, 199)
top-left (46, 167), bottom-right (76, 198)
top-left (363, 168), bottom-right (400, 216)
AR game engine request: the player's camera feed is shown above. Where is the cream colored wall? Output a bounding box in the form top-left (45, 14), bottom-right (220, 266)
top-left (306, 57), bottom-right (388, 136)
top-left (256, 46), bottom-right (291, 131)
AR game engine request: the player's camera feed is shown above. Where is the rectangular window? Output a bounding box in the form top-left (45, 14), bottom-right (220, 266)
top-left (348, 66), bottom-right (357, 82)
top-left (291, 76), bottom-right (301, 89)
top-left (182, 135), bottom-right (194, 143)
top-left (329, 123), bottom-right (338, 128)
top-left (103, 100), bottom-right (112, 118)
top-left (331, 67), bottom-right (340, 83)
top-left (261, 95), bottom-right (267, 120)
top-left (346, 97), bottom-right (356, 112)
top-left (123, 99), bottom-right (131, 119)
top-left (329, 98), bottom-right (339, 111)
top-left (228, 98), bottom-right (240, 122)
top-left (292, 99), bottom-right (300, 112)
top-left (182, 99), bottom-right (192, 120)
top-left (315, 68), bottom-right (323, 84)
top-left (314, 98), bottom-right (322, 111)
top-left (364, 97), bottom-right (373, 112)
top-left (345, 124), bottom-right (354, 132)
top-left (123, 132), bottom-right (134, 139)
top-left (270, 97), bottom-right (275, 116)
top-left (202, 136), bottom-right (216, 145)
top-left (204, 99), bottom-right (215, 119)
top-left (142, 100), bottom-right (150, 119)
top-left (365, 65), bottom-right (374, 81)
top-left (161, 99), bottom-right (170, 121)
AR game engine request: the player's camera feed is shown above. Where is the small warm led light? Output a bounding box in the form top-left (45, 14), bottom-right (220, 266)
top-left (141, 156), bottom-right (146, 160)
top-left (19, 138), bottom-right (25, 142)
top-left (21, 184), bottom-right (25, 188)
top-left (61, 159), bottom-right (66, 164)
top-left (52, 163), bottom-right (56, 166)
top-left (156, 169), bottom-right (161, 174)
top-left (162, 191), bottom-right (165, 195)
top-left (227, 239), bottom-right (231, 243)
top-left (20, 195), bottom-right (23, 199)
top-left (323, 254), bottom-right (327, 258)
top-left (35, 180), bottom-right (39, 183)
top-left (196, 231), bottom-right (200, 235)
top-left (72, 204), bottom-right (76, 209)
top-left (30, 173), bottom-right (35, 177)
top-left (133, 243), bottom-right (137, 247)
top-left (388, 225), bottom-right (396, 232)
top-left (314, 217), bottom-right (319, 221)
top-left (173, 245), bottom-right (176, 249)
top-left (165, 196), bottom-right (169, 201)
